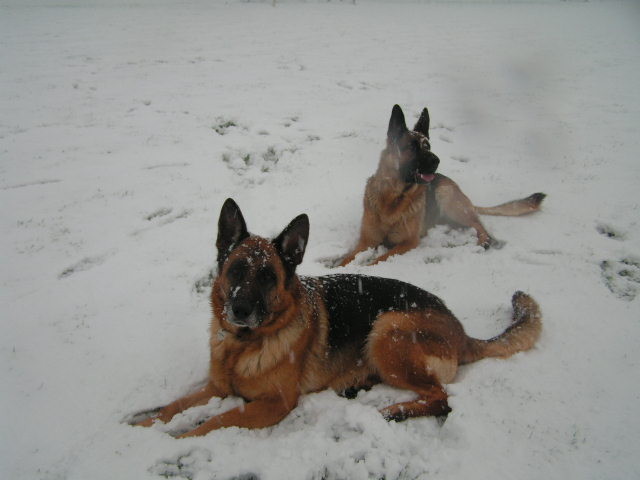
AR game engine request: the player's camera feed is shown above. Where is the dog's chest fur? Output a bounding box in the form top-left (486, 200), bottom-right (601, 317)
top-left (209, 318), bottom-right (303, 397)
top-left (365, 174), bottom-right (427, 241)
top-left (208, 283), bottom-right (324, 399)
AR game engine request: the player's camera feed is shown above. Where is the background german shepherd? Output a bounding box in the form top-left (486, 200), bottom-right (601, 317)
top-left (132, 198), bottom-right (542, 437)
top-left (340, 104), bottom-right (546, 266)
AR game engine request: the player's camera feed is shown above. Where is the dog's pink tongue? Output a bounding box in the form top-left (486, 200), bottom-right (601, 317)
top-left (419, 173), bottom-right (435, 182)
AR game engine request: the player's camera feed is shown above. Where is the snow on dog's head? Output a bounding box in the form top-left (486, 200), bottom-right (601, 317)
top-left (213, 198), bottom-right (309, 338)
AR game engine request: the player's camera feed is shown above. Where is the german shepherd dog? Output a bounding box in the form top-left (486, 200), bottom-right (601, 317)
top-left (339, 105), bottom-right (546, 266)
top-left (132, 199), bottom-right (542, 437)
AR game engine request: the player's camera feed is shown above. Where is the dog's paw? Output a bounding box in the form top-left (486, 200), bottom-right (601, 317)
top-left (317, 255), bottom-right (345, 268)
top-left (123, 407), bottom-right (162, 426)
top-left (134, 417), bottom-right (156, 428)
top-left (482, 237), bottom-right (506, 250)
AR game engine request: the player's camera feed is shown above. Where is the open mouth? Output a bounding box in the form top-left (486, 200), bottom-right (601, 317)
top-left (417, 173), bottom-right (435, 183)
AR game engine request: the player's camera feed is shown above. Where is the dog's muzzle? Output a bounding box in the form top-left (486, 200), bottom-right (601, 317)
top-left (416, 151), bottom-right (440, 183)
top-left (226, 301), bottom-right (261, 329)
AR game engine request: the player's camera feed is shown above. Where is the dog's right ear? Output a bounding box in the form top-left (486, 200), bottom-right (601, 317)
top-left (413, 107), bottom-right (430, 139)
top-left (273, 213), bottom-right (309, 280)
top-left (216, 198), bottom-right (249, 269)
top-left (387, 104), bottom-right (408, 144)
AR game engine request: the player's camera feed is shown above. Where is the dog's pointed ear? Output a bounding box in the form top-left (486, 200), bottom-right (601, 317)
top-left (273, 214), bottom-right (309, 278)
top-left (413, 107), bottom-right (430, 139)
top-left (387, 104), bottom-right (408, 144)
top-left (216, 198), bottom-right (249, 269)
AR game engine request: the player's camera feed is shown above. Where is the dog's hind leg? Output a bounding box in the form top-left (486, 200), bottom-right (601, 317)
top-left (367, 310), bottom-right (460, 420)
top-left (380, 382), bottom-right (451, 421)
top-left (433, 178), bottom-right (499, 249)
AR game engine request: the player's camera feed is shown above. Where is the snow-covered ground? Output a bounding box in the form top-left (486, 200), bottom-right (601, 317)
top-left (2, 1), bottom-right (639, 479)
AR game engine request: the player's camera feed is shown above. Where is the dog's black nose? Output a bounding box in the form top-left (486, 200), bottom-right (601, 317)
top-left (232, 301), bottom-right (253, 321)
top-left (429, 152), bottom-right (440, 171)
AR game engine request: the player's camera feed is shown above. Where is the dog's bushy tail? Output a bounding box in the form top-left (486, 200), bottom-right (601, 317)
top-left (475, 192), bottom-right (546, 216)
top-left (460, 291), bottom-right (542, 364)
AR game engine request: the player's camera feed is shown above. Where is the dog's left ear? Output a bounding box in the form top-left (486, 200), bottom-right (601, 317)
top-left (273, 214), bottom-right (309, 278)
top-left (413, 107), bottom-right (430, 139)
top-left (216, 198), bottom-right (249, 270)
top-left (387, 104), bottom-right (408, 144)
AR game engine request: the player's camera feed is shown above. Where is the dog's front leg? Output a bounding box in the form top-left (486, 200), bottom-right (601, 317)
top-left (134, 383), bottom-right (222, 427)
top-left (340, 240), bottom-right (374, 267)
top-left (177, 394), bottom-right (298, 438)
top-left (339, 208), bottom-right (383, 267)
top-left (370, 238), bottom-right (420, 265)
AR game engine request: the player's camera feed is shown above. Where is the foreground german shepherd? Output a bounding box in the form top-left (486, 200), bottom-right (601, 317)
top-left (340, 105), bottom-right (546, 266)
top-left (132, 199), bottom-right (542, 437)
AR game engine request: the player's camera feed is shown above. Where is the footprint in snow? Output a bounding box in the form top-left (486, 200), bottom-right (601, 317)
top-left (432, 122), bottom-right (455, 132)
top-left (283, 115), bottom-right (299, 127)
top-left (221, 146), bottom-right (297, 185)
top-left (150, 448), bottom-right (213, 480)
top-left (596, 222), bottom-right (626, 241)
top-left (211, 117), bottom-right (245, 135)
top-left (337, 131), bottom-right (358, 138)
top-left (145, 207), bottom-right (172, 221)
top-left (317, 255), bottom-right (346, 269)
top-left (2, 179), bottom-right (62, 190)
top-left (142, 162), bottom-right (190, 170)
top-left (131, 209), bottom-right (191, 236)
top-left (59, 252), bottom-right (112, 279)
top-left (336, 81), bottom-right (353, 90)
top-left (601, 257), bottom-right (640, 301)
top-left (151, 447), bottom-right (259, 480)
top-left (193, 268), bottom-right (216, 294)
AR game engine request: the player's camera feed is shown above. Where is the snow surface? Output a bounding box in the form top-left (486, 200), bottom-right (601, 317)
top-left (2, 1), bottom-right (639, 479)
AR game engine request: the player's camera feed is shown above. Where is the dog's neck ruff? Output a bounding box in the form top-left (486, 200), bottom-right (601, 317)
top-left (217, 326), bottom-right (252, 342)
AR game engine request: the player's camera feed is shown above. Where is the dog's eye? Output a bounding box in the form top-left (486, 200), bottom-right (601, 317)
top-left (400, 142), bottom-right (418, 153)
top-left (227, 260), bottom-right (248, 282)
top-left (256, 267), bottom-right (277, 288)
top-left (407, 141), bottom-right (419, 152)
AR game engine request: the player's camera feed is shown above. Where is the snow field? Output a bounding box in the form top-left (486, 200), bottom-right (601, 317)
top-left (1, 1), bottom-right (639, 479)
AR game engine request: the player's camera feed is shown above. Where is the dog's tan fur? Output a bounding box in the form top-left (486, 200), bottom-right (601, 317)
top-left (340, 105), bottom-right (546, 266)
top-left (132, 199), bottom-right (542, 437)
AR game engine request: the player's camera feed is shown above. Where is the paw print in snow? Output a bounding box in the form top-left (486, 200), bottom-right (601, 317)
top-left (221, 146), bottom-right (295, 184)
top-left (601, 257), bottom-right (640, 301)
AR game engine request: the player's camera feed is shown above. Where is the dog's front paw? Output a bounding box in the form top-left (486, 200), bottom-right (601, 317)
top-left (125, 407), bottom-right (163, 427)
top-left (135, 417), bottom-right (156, 427)
top-left (483, 237), bottom-right (506, 250)
top-left (317, 255), bottom-right (345, 268)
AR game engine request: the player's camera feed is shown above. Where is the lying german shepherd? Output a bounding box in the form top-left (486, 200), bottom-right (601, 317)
top-left (340, 105), bottom-right (546, 266)
top-left (132, 198), bottom-right (542, 437)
